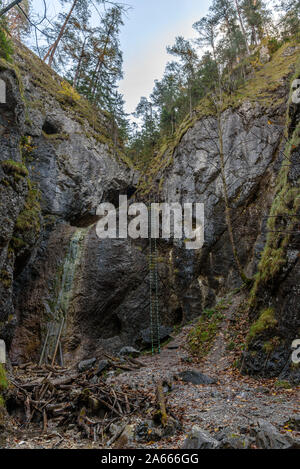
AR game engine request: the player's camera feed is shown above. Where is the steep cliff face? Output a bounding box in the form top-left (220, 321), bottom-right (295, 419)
top-left (0, 41), bottom-right (299, 383)
top-left (139, 41), bottom-right (300, 382)
top-left (0, 45), bottom-right (131, 360)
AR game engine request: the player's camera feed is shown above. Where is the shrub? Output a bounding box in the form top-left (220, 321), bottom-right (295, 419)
top-left (58, 80), bottom-right (80, 105)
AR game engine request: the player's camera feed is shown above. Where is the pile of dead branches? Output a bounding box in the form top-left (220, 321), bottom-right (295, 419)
top-left (8, 355), bottom-right (152, 441)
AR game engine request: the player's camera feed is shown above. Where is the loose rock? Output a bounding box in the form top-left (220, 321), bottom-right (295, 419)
top-left (182, 426), bottom-right (221, 449)
top-left (178, 370), bottom-right (216, 385)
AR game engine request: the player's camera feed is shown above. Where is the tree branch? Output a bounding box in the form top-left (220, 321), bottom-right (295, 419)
top-left (0, 0), bottom-right (23, 18)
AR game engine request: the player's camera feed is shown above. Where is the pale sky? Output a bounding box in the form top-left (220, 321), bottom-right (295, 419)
top-left (30, 0), bottom-right (211, 114)
top-left (118, 1), bottom-right (211, 114)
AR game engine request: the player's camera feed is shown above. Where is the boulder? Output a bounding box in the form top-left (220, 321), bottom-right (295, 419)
top-left (217, 429), bottom-right (255, 449)
top-left (285, 416), bottom-right (300, 431)
top-left (135, 421), bottom-right (162, 443)
top-left (140, 326), bottom-right (173, 346)
top-left (259, 45), bottom-right (270, 64)
top-left (78, 358), bottom-right (96, 372)
top-left (119, 346), bottom-right (140, 357)
top-left (135, 417), bottom-right (179, 443)
top-left (114, 424), bottom-right (135, 449)
top-left (182, 426), bottom-right (221, 449)
top-left (178, 370), bottom-right (216, 385)
top-left (96, 360), bottom-right (109, 375)
top-left (254, 419), bottom-right (300, 449)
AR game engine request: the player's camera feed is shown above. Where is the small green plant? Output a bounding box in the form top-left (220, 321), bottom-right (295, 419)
top-left (58, 80), bottom-right (81, 105)
top-left (274, 380), bottom-right (292, 389)
top-left (226, 341), bottom-right (235, 351)
top-left (1, 160), bottom-right (29, 181)
top-left (268, 38), bottom-right (282, 54)
top-left (0, 269), bottom-right (12, 289)
top-left (20, 136), bottom-right (35, 161)
top-left (0, 364), bottom-right (7, 392)
top-left (15, 186), bottom-right (41, 234)
top-left (247, 308), bottom-right (277, 342)
top-left (188, 305), bottom-right (225, 358)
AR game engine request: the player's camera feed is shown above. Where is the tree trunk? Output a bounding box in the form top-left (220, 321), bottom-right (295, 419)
top-left (73, 37), bottom-right (87, 88)
top-left (234, 0), bottom-right (250, 55)
top-left (44, 0), bottom-right (78, 66)
top-left (189, 81), bottom-right (192, 119)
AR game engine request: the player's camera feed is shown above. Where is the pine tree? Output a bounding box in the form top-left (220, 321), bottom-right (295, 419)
top-left (277, 0), bottom-right (300, 37)
top-left (167, 36), bottom-right (198, 118)
top-left (241, 0), bottom-right (271, 45)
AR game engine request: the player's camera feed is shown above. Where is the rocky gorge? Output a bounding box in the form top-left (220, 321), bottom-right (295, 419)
top-left (0, 38), bottom-right (299, 449)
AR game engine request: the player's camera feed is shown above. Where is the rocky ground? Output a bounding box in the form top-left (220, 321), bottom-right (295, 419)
top-left (1, 294), bottom-right (299, 450)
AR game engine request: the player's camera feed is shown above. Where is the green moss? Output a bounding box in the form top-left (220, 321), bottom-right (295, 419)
top-left (20, 136), bottom-right (35, 161)
top-left (15, 186), bottom-right (41, 234)
top-left (1, 160), bottom-right (29, 180)
top-left (0, 269), bottom-right (12, 289)
top-left (0, 364), bottom-right (7, 392)
top-left (9, 236), bottom-right (26, 251)
top-left (247, 308), bottom-right (277, 342)
top-left (188, 303), bottom-right (226, 358)
top-left (274, 380), bottom-right (292, 389)
top-left (263, 336), bottom-right (281, 353)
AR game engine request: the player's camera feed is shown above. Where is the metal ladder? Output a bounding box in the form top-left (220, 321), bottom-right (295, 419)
top-left (149, 201), bottom-right (161, 354)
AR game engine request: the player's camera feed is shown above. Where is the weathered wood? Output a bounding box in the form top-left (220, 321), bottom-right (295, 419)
top-left (43, 409), bottom-right (48, 433)
top-left (106, 423), bottom-right (127, 447)
top-left (156, 381), bottom-right (168, 427)
top-left (51, 319), bottom-right (65, 367)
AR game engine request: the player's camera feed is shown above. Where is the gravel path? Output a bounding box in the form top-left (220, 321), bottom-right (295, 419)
top-left (3, 294), bottom-right (299, 449)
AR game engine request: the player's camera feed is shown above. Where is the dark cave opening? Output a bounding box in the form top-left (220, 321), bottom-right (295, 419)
top-left (173, 307), bottom-right (183, 325)
top-left (42, 119), bottom-right (59, 135)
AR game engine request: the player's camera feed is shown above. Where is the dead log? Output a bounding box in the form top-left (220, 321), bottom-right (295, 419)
top-left (43, 409), bottom-right (48, 433)
top-left (156, 381), bottom-right (168, 427)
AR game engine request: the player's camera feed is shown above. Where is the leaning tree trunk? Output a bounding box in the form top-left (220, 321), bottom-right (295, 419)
top-left (44, 0), bottom-right (78, 67)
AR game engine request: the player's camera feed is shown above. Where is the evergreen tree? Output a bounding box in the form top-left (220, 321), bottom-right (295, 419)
top-left (277, 0), bottom-right (300, 37)
top-left (241, 0), bottom-right (271, 45)
top-left (166, 36), bottom-right (199, 118)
